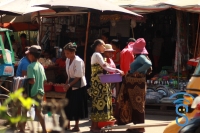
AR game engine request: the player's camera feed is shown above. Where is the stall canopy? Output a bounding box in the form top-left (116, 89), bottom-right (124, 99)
top-left (31, 9), bottom-right (87, 21)
top-left (0, 13), bottom-right (32, 23)
top-left (108, 0), bottom-right (200, 14)
top-left (33, 0), bottom-right (141, 16)
top-left (0, 0), bottom-right (47, 15)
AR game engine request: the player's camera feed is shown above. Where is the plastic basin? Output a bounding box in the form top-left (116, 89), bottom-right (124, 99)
top-left (44, 84), bottom-right (53, 92)
top-left (54, 85), bottom-right (66, 92)
top-left (98, 120), bottom-right (116, 128)
top-left (99, 73), bottom-right (122, 83)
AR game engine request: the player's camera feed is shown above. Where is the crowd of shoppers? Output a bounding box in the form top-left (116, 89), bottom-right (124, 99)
top-left (15, 34), bottom-right (152, 133)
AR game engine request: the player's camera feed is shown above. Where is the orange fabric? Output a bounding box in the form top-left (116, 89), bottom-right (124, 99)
top-left (112, 49), bottom-right (121, 65)
top-left (120, 43), bottom-right (135, 74)
top-left (1, 22), bottom-right (39, 32)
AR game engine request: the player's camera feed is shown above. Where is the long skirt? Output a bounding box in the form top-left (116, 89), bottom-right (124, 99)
top-left (116, 74), bottom-right (146, 125)
top-left (64, 87), bottom-right (88, 121)
top-left (90, 74), bottom-right (113, 122)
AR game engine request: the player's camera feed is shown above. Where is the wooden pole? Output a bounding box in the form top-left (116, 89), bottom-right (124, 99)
top-left (194, 14), bottom-right (200, 58)
top-left (0, 15), bottom-right (3, 28)
top-left (84, 12), bottom-right (91, 66)
top-left (28, 23), bottom-right (31, 45)
top-left (37, 11), bottom-right (41, 45)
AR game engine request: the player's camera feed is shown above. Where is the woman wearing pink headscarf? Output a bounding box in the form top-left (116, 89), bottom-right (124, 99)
top-left (116, 38), bottom-right (152, 133)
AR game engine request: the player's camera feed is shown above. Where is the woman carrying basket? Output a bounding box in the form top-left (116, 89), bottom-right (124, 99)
top-left (90, 39), bottom-right (124, 133)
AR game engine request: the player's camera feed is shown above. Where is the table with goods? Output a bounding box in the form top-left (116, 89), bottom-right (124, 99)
top-left (145, 67), bottom-right (189, 114)
top-left (39, 58), bottom-right (67, 101)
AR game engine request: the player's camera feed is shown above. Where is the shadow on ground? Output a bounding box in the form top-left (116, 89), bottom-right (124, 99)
top-left (145, 115), bottom-right (174, 121)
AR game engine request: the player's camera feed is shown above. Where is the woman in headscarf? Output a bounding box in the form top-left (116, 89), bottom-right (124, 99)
top-left (116, 38), bottom-right (152, 133)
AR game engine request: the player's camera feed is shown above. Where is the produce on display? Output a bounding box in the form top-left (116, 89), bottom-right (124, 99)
top-left (39, 58), bottom-right (54, 67)
top-left (54, 83), bottom-right (67, 92)
top-left (44, 82), bottom-right (54, 92)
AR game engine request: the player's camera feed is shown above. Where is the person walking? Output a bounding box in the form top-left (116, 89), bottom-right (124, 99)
top-left (63, 42), bottom-right (88, 132)
top-left (26, 45), bottom-right (47, 133)
top-left (117, 38), bottom-right (152, 133)
top-left (90, 39), bottom-right (124, 133)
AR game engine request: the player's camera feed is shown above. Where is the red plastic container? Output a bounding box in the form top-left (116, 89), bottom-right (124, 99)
top-left (98, 120), bottom-right (116, 128)
top-left (54, 85), bottom-right (66, 92)
top-left (44, 84), bottom-right (53, 92)
top-left (99, 74), bottom-right (122, 83)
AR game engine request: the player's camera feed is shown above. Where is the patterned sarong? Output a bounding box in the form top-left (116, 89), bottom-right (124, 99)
top-left (116, 74), bottom-right (146, 125)
top-left (90, 64), bottom-right (113, 122)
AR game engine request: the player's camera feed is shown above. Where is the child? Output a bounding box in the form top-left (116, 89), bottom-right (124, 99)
top-left (26, 45), bottom-right (47, 133)
top-left (104, 44), bottom-right (116, 72)
top-left (103, 44), bottom-right (117, 118)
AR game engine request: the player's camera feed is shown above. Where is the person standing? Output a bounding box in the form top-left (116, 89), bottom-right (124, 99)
top-left (25, 45), bottom-right (47, 133)
top-left (63, 42), bottom-right (88, 132)
top-left (16, 46), bottom-right (31, 132)
top-left (120, 38), bottom-right (135, 75)
top-left (18, 33), bottom-right (29, 59)
top-left (103, 44), bottom-right (117, 115)
top-left (117, 38), bottom-right (152, 133)
top-left (10, 35), bottom-right (18, 57)
top-left (111, 39), bottom-right (121, 69)
top-left (16, 47), bottom-right (30, 77)
top-left (90, 39), bottom-right (124, 132)
top-left (101, 32), bottom-right (110, 44)
top-left (103, 44), bottom-right (116, 71)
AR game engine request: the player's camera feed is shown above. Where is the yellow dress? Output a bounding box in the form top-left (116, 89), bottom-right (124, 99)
top-left (90, 63), bottom-right (113, 122)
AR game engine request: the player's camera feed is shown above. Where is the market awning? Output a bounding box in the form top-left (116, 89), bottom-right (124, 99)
top-left (33, 0), bottom-right (141, 16)
top-left (31, 9), bottom-right (87, 21)
top-left (0, 13), bottom-right (32, 23)
top-left (0, 0), bottom-right (48, 15)
top-left (108, 0), bottom-right (200, 14)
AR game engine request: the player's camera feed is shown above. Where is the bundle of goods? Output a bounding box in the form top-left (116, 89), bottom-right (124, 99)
top-left (148, 69), bottom-right (188, 90)
top-left (39, 58), bottom-right (54, 68)
top-left (146, 85), bottom-right (185, 104)
top-left (146, 85), bottom-right (182, 104)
